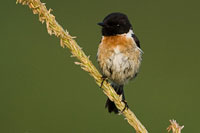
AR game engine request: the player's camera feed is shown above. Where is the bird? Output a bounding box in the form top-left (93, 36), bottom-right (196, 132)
top-left (97, 12), bottom-right (143, 114)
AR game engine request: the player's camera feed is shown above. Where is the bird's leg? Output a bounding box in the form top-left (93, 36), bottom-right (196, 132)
top-left (121, 100), bottom-right (129, 112)
top-left (120, 88), bottom-right (129, 112)
top-left (100, 75), bottom-right (108, 88)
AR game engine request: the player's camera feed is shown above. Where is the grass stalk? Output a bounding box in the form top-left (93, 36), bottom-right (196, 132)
top-left (16, 0), bottom-right (183, 133)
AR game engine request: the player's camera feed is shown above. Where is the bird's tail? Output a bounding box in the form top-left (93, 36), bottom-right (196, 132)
top-left (105, 83), bottom-right (125, 114)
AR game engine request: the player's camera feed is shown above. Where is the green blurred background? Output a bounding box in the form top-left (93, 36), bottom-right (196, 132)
top-left (1, 0), bottom-right (200, 132)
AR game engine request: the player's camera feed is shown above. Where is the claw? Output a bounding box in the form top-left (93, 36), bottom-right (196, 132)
top-left (121, 100), bottom-right (129, 112)
top-left (100, 75), bottom-right (108, 88)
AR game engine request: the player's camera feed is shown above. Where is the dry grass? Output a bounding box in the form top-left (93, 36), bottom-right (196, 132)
top-left (16, 0), bottom-right (183, 133)
top-left (167, 120), bottom-right (184, 133)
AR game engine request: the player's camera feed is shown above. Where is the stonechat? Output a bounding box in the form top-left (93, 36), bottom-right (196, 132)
top-left (97, 12), bottom-right (143, 113)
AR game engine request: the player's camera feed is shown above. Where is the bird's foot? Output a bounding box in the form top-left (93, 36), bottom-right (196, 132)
top-left (100, 75), bottom-right (108, 88)
top-left (121, 100), bottom-right (129, 112)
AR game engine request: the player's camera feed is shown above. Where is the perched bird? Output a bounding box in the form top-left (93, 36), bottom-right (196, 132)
top-left (97, 12), bottom-right (143, 114)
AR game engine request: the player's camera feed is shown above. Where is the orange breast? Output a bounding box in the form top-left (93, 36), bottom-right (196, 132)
top-left (97, 35), bottom-right (142, 84)
top-left (101, 35), bottom-right (134, 49)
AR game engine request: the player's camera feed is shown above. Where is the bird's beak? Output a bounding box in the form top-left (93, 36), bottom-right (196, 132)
top-left (98, 22), bottom-right (105, 27)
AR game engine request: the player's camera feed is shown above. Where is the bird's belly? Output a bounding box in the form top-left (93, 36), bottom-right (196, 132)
top-left (103, 52), bottom-right (139, 85)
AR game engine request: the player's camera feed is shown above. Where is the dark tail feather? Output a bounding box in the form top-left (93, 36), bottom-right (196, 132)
top-left (105, 84), bottom-right (125, 114)
top-left (105, 98), bottom-right (119, 113)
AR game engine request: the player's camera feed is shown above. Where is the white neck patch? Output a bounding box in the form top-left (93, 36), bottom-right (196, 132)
top-left (121, 29), bottom-right (134, 38)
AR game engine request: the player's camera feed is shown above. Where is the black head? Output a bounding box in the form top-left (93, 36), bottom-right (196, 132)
top-left (98, 12), bottom-right (132, 36)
